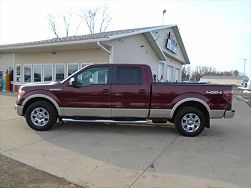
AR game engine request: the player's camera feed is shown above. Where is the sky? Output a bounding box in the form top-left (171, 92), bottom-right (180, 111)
top-left (0, 0), bottom-right (251, 78)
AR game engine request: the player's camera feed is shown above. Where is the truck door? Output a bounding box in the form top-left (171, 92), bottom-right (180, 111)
top-left (111, 65), bottom-right (150, 118)
top-left (62, 65), bottom-right (112, 117)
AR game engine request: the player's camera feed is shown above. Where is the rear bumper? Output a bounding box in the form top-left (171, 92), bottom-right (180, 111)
top-left (15, 104), bottom-right (23, 116)
top-left (210, 109), bottom-right (235, 119)
top-left (224, 110), bottom-right (235, 118)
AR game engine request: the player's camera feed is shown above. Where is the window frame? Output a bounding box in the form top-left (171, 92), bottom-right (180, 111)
top-left (112, 66), bottom-right (143, 85)
top-left (67, 63), bottom-right (79, 77)
top-left (43, 64), bottom-right (53, 82)
top-left (33, 64), bottom-right (42, 83)
top-left (55, 64), bottom-right (65, 82)
top-left (23, 64), bottom-right (32, 83)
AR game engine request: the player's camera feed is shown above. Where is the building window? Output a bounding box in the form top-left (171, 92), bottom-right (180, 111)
top-left (16, 65), bottom-right (21, 83)
top-left (55, 64), bottom-right (65, 81)
top-left (175, 68), bottom-right (180, 82)
top-left (81, 63), bottom-right (90, 69)
top-left (43, 64), bottom-right (53, 82)
top-left (23, 64), bottom-right (32, 83)
top-left (67, 63), bottom-right (79, 77)
top-left (33, 64), bottom-right (42, 82)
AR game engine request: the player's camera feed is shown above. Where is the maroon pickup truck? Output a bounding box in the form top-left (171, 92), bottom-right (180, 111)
top-left (15, 64), bottom-right (235, 136)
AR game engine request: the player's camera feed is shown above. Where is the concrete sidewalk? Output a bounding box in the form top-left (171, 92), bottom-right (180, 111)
top-left (0, 95), bottom-right (250, 188)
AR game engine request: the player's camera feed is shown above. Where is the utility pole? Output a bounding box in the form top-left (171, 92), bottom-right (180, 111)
top-left (243, 58), bottom-right (247, 75)
top-left (162, 10), bottom-right (166, 25)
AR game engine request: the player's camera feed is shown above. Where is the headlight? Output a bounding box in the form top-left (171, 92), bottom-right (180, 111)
top-left (17, 88), bottom-right (25, 101)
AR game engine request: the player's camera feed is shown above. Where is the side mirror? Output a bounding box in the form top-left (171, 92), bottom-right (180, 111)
top-left (69, 77), bottom-right (75, 86)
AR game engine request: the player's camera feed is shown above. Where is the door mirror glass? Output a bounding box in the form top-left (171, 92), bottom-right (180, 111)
top-left (89, 78), bottom-right (94, 83)
top-left (69, 77), bottom-right (75, 86)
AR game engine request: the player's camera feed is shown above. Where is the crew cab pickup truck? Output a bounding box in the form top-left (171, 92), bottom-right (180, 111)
top-left (15, 64), bottom-right (235, 136)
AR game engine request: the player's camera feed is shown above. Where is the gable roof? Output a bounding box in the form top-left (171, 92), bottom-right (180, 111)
top-left (0, 25), bottom-right (190, 64)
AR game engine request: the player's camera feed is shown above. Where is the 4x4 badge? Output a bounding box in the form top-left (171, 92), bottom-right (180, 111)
top-left (206, 90), bottom-right (222, 94)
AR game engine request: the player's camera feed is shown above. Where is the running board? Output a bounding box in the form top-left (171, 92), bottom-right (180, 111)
top-left (62, 118), bottom-right (148, 124)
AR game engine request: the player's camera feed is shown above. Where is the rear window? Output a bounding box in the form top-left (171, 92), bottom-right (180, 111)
top-left (115, 67), bottom-right (142, 85)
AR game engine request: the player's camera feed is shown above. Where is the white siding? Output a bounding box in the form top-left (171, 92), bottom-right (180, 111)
top-left (105, 34), bottom-right (160, 74)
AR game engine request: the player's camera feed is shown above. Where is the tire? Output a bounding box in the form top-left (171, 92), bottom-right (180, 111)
top-left (25, 101), bottom-right (57, 131)
top-left (174, 107), bottom-right (205, 137)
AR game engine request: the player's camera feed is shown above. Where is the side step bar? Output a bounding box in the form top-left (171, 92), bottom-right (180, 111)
top-left (62, 118), bottom-right (148, 124)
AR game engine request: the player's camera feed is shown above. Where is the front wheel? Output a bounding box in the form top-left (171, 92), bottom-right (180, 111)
top-left (25, 101), bottom-right (57, 131)
top-left (174, 107), bottom-right (205, 137)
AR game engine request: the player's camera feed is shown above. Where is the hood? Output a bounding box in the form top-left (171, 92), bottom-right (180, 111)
top-left (20, 81), bottom-right (62, 91)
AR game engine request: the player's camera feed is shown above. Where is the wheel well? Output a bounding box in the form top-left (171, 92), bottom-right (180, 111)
top-left (23, 97), bottom-right (58, 117)
top-left (173, 101), bottom-right (210, 128)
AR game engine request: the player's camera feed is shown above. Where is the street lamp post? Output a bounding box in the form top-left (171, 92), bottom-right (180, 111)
top-left (243, 58), bottom-right (247, 75)
top-left (162, 10), bottom-right (166, 25)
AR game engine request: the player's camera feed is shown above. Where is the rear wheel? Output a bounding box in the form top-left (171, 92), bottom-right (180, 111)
top-left (174, 107), bottom-right (205, 137)
top-left (25, 101), bottom-right (57, 131)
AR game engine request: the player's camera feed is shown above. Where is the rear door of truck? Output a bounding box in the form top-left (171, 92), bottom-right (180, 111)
top-left (111, 65), bottom-right (150, 118)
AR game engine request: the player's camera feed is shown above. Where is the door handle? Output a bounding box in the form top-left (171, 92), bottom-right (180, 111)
top-left (138, 89), bottom-right (146, 94)
top-left (102, 89), bottom-right (110, 94)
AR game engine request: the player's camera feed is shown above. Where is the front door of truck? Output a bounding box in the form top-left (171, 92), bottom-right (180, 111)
top-left (62, 65), bottom-right (112, 117)
top-left (111, 65), bottom-right (150, 118)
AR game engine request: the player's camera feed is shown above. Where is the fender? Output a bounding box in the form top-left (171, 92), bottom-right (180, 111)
top-left (21, 93), bottom-right (63, 116)
top-left (170, 96), bottom-right (210, 118)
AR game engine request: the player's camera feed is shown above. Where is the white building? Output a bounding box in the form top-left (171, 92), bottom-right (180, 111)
top-left (0, 25), bottom-right (190, 91)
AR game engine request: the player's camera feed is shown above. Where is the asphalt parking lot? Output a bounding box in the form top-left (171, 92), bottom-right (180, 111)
top-left (0, 93), bottom-right (250, 188)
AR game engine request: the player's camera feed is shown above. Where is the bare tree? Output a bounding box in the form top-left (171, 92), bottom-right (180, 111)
top-left (62, 10), bottom-right (72, 37)
top-left (79, 8), bottom-right (98, 34)
top-left (47, 6), bottom-right (112, 37)
top-left (47, 14), bottom-right (59, 38)
top-left (79, 6), bottom-right (112, 34)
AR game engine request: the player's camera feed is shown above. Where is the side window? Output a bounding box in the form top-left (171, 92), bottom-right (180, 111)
top-left (76, 66), bottom-right (109, 87)
top-left (23, 64), bottom-right (32, 83)
top-left (115, 67), bottom-right (142, 85)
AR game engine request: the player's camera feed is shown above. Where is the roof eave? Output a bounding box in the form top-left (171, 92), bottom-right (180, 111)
top-left (144, 32), bottom-right (167, 61)
top-left (172, 26), bottom-right (190, 64)
top-left (0, 38), bottom-right (109, 52)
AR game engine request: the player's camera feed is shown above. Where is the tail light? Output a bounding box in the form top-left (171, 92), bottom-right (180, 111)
top-left (223, 90), bottom-right (233, 104)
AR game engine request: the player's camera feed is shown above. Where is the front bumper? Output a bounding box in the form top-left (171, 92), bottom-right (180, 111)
top-left (224, 110), bottom-right (235, 118)
top-left (15, 104), bottom-right (23, 116)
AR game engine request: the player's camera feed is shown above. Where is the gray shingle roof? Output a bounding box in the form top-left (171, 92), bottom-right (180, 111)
top-left (0, 25), bottom-right (164, 49)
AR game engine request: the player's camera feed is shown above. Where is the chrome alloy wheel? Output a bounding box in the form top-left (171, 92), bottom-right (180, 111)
top-left (181, 113), bottom-right (200, 133)
top-left (30, 107), bottom-right (49, 127)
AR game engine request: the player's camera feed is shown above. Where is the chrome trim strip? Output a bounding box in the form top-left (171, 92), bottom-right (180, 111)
top-left (21, 94), bottom-right (62, 116)
top-left (62, 118), bottom-right (148, 124)
top-left (49, 88), bottom-right (62, 91)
